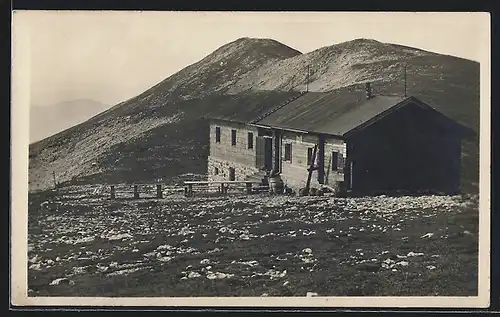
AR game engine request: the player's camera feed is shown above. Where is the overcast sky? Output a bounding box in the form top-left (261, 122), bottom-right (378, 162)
top-left (13, 11), bottom-right (489, 107)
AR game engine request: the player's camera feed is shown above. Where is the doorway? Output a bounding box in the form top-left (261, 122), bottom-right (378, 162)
top-left (229, 167), bottom-right (235, 181)
top-left (264, 137), bottom-right (273, 170)
top-left (256, 136), bottom-right (273, 171)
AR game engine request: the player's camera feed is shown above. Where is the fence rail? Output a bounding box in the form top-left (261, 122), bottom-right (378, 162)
top-left (53, 181), bottom-right (270, 200)
top-left (109, 184), bottom-right (185, 199)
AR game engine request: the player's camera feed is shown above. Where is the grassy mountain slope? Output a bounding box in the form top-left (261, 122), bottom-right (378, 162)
top-left (28, 38), bottom-right (480, 193)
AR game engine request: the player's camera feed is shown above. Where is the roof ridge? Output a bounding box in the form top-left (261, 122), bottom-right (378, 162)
top-left (249, 91), bottom-right (307, 124)
top-left (375, 93), bottom-right (407, 98)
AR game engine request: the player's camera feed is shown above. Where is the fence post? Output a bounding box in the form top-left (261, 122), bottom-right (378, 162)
top-left (134, 185), bottom-right (139, 199)
top-left (156, 184), bottom-right (163, 198)
top-left (110, 185), bottom-right (115, 199)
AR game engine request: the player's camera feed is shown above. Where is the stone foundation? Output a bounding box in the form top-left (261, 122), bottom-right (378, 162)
top-left (208, 156), bottom-right (259, 182)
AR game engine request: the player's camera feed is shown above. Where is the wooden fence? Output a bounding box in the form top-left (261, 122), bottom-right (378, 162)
top-left (108, 184), bottom-right (184, 199)
top-left (53, 181), bottom-right (270, 200)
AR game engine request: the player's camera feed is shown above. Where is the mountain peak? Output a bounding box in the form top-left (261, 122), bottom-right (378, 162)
top-left (344, 38), bottom-right (382, 44)
top-left (233, 36), bottom-right (290, 45)
top-left (215, 37), bottom-right (302, 57)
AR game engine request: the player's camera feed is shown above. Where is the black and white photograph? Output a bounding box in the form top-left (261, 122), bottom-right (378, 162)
top-left (11, 11), bottom-right (491, 307)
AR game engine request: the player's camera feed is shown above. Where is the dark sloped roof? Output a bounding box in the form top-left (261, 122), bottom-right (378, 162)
top-left (257, 89), bottom-right (473, 137)
top-left (257, 85), bottom-right (405, 135)
top-left (203, 90), bottom-right (302, 124)
top-left (205, 84), bottom-right (474, 138)
top-left (315, 95), bottom-right (406, 136)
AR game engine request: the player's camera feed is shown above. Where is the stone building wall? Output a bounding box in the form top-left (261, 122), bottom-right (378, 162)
top-left (207, 120), bottom-right (259, 181)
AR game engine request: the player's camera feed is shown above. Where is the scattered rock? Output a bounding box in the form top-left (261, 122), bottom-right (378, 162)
top-left (49, 278), bottom-right (74, 286)
top-left (29, 255), bottom-right (41, 264)
top-left (158, 256), bottom-right (172, 262)
top-left (156, 245), bottom-right (172, 251)
top-left (96, 264), bottom-right (109, 272)
top-left (306, 292), bottom-right (318, 297)
top-left (107, 233), bottom-right (133, 241)
top-left (206, 272), bottom-right (233, 280)
top-left (301, 257), bottom-right (316, 264)
top-left (239, 260), bottom-right (259, 267)
top-left (73, 266), bottom-right (87, 274)
top-left (188, 272), bottom-right (201, 278)
top-left (421, 233), bottom-right (434, 239)
top-left (302, 248), bottom-right (313, 254)
top-left (29, 264), bottom-right (41, 270)
top-left (200, 258), bottom-right (210, 265)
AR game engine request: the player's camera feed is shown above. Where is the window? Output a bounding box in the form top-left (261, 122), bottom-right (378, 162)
top-left (332, 151), bottom-right (339, 171)
top-left (332, 151), bottom-right (345, 171)
top-left (215, 127), bottom-right (221, 143)
top-left (248, 132), bottom-right (254, 149)
top-left (307, 147), bottom-right (314, 165)
top-left (284, 143), bottom-right (292, 162)
top-left (229, 167), bottom-right (235, 181)
top-left (214, 167), bottom-right (219, 175)
top-left (231, 129), bottom-right (237, 146)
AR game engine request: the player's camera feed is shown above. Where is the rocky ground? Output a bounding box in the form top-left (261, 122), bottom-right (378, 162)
top-left (28, 185), bottom-right (479, 297)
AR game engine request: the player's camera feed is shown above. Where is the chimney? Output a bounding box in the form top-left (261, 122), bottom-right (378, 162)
top-left (365, 82), bottom-right (372, 99)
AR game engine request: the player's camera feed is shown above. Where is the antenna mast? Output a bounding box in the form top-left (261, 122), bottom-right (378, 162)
top-left (306, 65), bottom-right (310, 92)
top-left (404, 63), bottom-right (407, 97)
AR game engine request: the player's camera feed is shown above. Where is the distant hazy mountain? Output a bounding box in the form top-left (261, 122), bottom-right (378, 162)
top-left (30, 99), bottom-right (110, 143)
top-left (28, 38), bottom-right (479, 192)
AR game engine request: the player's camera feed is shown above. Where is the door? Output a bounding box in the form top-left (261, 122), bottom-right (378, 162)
top-left (256, 136), bottom-right (273, 171)
top-left (264, 137), bottom-right (273, 170)
top-left (229, 167), bottom-right (235, 181)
